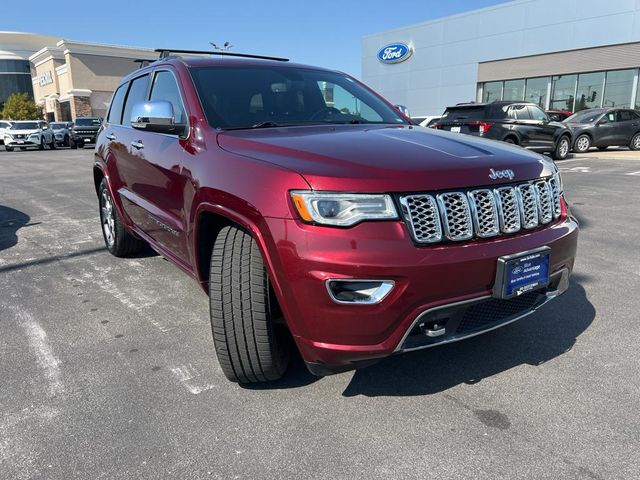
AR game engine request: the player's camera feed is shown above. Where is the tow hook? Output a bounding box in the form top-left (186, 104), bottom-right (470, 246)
top-left (419, 320), bottom-right (447, 337)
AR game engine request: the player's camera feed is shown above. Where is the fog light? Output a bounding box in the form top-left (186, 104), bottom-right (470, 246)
top-left (326, 280), bottom-right (394, 304)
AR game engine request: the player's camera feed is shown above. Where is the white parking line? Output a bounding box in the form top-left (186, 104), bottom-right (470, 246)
top-left (170, 364), bottom-right (214, 394)
top-left (626, 171), bottom-right (640, 176)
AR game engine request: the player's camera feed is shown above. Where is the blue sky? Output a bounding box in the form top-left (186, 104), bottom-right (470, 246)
top-left (4, 0), bottom-right (511, 77)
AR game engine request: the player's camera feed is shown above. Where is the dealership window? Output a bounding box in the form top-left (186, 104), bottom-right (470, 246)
top-left (524, 77), bottom-right (549, 108)
top-left (502, 79), bottom-right (525, 101)
top-left (550, 74), bottom-right (577, 111)
top-left (574, 72), bottom-right (605, 112)
top-left (482, 81), bottom-right (502, 102)
top-left (603, 69), bottom-right (635, 108)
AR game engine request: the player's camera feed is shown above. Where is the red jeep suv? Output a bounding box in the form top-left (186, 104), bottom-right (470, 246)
top-left (94, 50), bottom-right (578, 383)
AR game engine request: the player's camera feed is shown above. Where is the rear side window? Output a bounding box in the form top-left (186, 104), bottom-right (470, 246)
top-left (122, 74), bottom-right (150, 126)
top-left (107, 84), bottom-right (127, 125)
top-left (617, 110), bottom-right (635, 122)
top-left (511, 105), bottom-right (531, 120)
top-left (528, 105), bottom-right (548, 121)
top-left (149, 71), bottom-right (187, 125)
top-left (441, 107), bottom-right (485, 121)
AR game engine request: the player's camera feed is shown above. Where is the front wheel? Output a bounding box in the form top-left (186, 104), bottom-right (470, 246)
top-left (38, 137), bottom-right (45, 150)
top-left (98, 178), bottom-right (145, 257)
top-left (5, 146), bottom-right (13, 152)
top-left (49, 136), bottom-right (56, 150)
top-left (209, 225), bottom-right (291, 383)
top-left (629, 133), bottom-right (640, 151)
top-left (574, 134), bottom-right (591, 153)
top-left (551, 135), bottom-right (570, 160)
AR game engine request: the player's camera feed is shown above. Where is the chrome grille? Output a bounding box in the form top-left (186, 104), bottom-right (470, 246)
top-left (437, 192), bottom-right (473, 241)
top-left (400, 176), bottom-right (562, 244)
top-left (399, 195), bottom-right (442, 243)
top-left (535, 181), bottom-right (553, 224)
top-left (494, 187), bottom-right (521, 233)
top-left (517, 184), bottom-right (539, 229)
top-left (548, 175), bottom-right (562, 218)
top-left (468, 189), bottom-right (499, 238)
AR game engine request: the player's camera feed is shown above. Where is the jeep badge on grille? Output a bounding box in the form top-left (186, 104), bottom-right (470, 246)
top-left (489, 168), bottom-right (515, 180)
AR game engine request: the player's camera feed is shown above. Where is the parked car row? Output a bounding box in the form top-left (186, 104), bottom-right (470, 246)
top-left (1, 117), bottom-right (103, 151)
top-left (412, 102), bottom-right (640, 156)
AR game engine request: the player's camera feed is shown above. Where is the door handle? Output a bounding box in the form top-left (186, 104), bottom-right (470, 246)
top-left (131, 140), bottom-right (144, 149)
top-left (106, 133), bottom-right (116, 141)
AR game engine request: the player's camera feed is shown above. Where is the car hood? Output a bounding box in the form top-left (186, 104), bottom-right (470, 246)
top-left (7, 129), bottom-right (39, 135)
top-left (217, 125), bottom-right (554, 192)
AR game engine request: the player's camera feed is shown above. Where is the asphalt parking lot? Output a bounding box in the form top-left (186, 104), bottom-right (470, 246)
top-left (1, 148), bottom-right (639, 479)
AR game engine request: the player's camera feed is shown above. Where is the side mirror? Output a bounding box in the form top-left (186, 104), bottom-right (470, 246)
top-left (394, 104), bottom-right (411, 118)
top-left (42, 125), bottom-right (49, 130)
top-left (130, 100), bottom-right (184, 135)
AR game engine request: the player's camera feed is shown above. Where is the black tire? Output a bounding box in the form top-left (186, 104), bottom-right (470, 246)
top-left (551, 135), bottom-right (570, 160)
top-left (98, 178), bottom-right (145, 257)
top-left (38, 137), bottom-right (45, 150)
top-left (64, 135), bottom-right (70, 147)
top-left (70, 139), bottom-right (78, 149)
top-left (574, 134), bottom-right (591, 153)
top-left (5, 146), bottom-right (13, 152)
top-left (597, 146), bottom-right (608, 151)
top-left (629, 133), bottom-right (640, 151)
top-left (209, 225), bottom-right (290, 383)
top-left (49, 136), bottom-right (56, 150)
top-left (504, 137), bottom-right (517, 145)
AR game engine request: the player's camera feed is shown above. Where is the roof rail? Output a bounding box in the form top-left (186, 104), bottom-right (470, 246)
top-left (154, 49), bottom-right (289, 62)
top-left (133, 59), bottom-right (155, 68)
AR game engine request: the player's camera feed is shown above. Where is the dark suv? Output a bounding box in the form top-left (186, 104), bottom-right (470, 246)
top-left (94, 50), bottom-right (578, 383)
top-left (434, 101), bottom-right (572, 160)
top-left (563, 108), bottom-right (640, 152)
top-left (70, 117), bottom-right (102, 148)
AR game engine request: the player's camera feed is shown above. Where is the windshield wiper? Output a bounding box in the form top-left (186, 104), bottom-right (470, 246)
top-left (251, 121), bottom-right (281, 129)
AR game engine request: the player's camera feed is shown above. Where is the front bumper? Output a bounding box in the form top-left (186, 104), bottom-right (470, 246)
top-left (264, 214), bottom-right (579, 374)
top-left (5, 139), bottom-right (39, 147)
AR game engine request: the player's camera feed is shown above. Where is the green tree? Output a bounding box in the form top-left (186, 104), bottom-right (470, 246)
top-left (1, 93), bottom-right (41, 120)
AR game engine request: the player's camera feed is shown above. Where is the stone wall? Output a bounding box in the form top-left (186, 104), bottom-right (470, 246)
top-left (70, 96), bottom-right (92, 119)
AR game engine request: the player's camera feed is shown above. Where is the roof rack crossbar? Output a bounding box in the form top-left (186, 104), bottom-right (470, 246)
top-left (154, 49), bottom-right (289, 62)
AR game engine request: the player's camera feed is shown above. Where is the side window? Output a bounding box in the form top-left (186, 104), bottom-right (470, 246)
top-left (107, 84), bottom-right (127, 125)
top-left (528, 105), bottom-right (548, 121)
top-left (149, 71), bottom-right (187, 125)
top-left (604, 112), bottom-right (616, 123)
top-left (122, 74), bottom-right (150, 126)
top-left (616, 110), bottom-right (633, 122)
top-left (512, 105), bottom-right (531, 120)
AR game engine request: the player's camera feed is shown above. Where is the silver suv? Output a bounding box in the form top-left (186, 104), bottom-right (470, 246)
top-left (4, 120), bottom-right (56, 151)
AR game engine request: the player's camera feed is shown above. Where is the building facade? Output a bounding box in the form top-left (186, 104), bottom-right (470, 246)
top-left (0, 32), bottom-right (155, 121)
top-left (362, 0), bottom-right (640, 116)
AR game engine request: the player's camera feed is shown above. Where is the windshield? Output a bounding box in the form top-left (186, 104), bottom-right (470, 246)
top-left (50, 123), bottom-right (66, 129)
top-left (75, 118), bottom-right (101, 126)
top-left (189, 66), bottom-right (409, 129)
top-left (11, 122), bottom-right (39, 130)
top-left (565, 109), bottom-right (605, 123)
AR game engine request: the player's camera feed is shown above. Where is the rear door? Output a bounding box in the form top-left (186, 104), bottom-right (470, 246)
top-left (527, 105), bottom-right (556, 150)
top-left (508, 104), bottom-right (537, 147)
top-left (614, 110), bottom-right (640, 145)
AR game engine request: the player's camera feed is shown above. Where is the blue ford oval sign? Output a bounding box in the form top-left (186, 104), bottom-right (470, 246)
top-left (377, 43), bottom-right (413, 64)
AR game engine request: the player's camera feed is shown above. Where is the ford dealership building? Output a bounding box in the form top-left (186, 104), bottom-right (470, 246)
top-left (362, 0), bottom-right (640, 116)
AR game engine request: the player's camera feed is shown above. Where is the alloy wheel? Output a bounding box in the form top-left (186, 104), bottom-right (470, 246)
top-left (101, 190), bottom-right (115, 247)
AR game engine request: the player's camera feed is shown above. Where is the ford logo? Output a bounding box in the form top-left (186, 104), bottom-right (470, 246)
top-left (377, 43), bottom-right (413, 64)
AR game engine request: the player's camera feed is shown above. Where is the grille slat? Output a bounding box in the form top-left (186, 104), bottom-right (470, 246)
top-left (401, 176), bottom-right (562, 244)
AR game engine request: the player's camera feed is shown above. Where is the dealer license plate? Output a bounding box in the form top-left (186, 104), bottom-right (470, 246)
top-left (494, 247), bottom-right (550, 299)
top-left (17, 140), bottom-right (25, 144)
top-left (450, 126), bottom-right (461, 133)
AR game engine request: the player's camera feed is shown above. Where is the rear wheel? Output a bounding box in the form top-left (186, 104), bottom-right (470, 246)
top-left (629, 133), bottom-right (640, 151)
top-left (98, 178), bottom-right (145, 257)
top-left (49, 135), bottom-right (56, 149)
top-left (70, 139), bottom-right (78, 149)
top-left (503, 137), bottom-right (517, 145)
top-left (209, 225), bottom-right (291, 383)
top-left (64, 135), bottom-right (70, 147)
top-left (574, 134), bottom-right (591, 153)
top-left (551, 135), bottom-right (570, 160)
top-left (38, 137), bottom-right (45, 150)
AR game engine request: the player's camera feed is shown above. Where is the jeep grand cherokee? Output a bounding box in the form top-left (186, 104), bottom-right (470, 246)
top-left (94, 50), bottom-right (578, 383)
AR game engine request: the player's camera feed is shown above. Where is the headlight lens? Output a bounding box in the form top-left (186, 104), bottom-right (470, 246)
top-left (290, 191), bottom-right (398, 226)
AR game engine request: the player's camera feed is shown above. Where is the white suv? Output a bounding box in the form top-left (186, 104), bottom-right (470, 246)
top-left (0, 120), bottom-right (12, 145)
top-left (4, 120), bottom-right (56, 151)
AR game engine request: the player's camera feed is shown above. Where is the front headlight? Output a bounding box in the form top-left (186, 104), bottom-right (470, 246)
top-left (290, 191), bottom-right (398, 226)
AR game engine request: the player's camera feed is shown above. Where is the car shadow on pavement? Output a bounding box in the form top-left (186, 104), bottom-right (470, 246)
top-left (341, 277), bottom-right (595, 397)
top-left (0, 205), bottom-right (31, 252)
